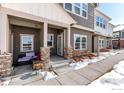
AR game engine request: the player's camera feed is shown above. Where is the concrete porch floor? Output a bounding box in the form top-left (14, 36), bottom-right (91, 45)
top-left (11, 56), bottom-right (69, 77)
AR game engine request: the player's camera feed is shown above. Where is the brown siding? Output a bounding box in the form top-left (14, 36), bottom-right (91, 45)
top-left (71, 27), bottom-right (93, 51)
top-left (11, 25), bottom-right (41, 62)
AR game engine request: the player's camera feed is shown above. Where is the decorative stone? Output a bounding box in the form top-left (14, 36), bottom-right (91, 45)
top-left (0, 53), bottom-right (12, 77)
top-left (40, 47), bottom-right (50, 70)
top-left (64, 47), bottom-right (73, 59)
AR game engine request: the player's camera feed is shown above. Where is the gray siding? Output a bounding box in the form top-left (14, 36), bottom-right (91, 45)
top-left (71, 27), bottom-right (93, 51)
top-left (59, 3), bottom-right (94, 29)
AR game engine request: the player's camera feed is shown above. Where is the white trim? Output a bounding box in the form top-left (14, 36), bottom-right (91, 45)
top-left (74, 34), bottom-right (87, 50)
top-left (67, 27), bottom-right (71, 47)
top-left (72, 24), bottom-right (95, 32)
top-left (63, 3), bottom-right (88, 19)
top-left (43, 22), bottom-right (48, 47)
top-left (47, 33), bottom-right (54, 48)
top-left (20, 34), bottom-right (34, 52)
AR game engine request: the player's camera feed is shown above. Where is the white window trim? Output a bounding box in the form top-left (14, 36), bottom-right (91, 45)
top-left (74, 34), bottom-right (87, 50)
top-left (96, 16), bottom-right (107, 29)
top-left (99, 39), bottom-right (104, 49)
top-left (106, 40), bottom-right (109, 47)
top-left (63, 3), bottom-right (88, 19)
top-left (20, 34), bottom-right (34, 52)
top-left (47, 34), bottom-right (54, 48)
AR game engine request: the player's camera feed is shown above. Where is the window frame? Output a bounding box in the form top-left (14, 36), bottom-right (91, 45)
top-left (64, 3), bottom-right (88, 19)
top-left (74, 34), bottom-right (87, 50)
top-left (47, 33), bottom-right (54, 48)
top-left (74, 3), bottom-right (81, 15)
top-left (20, 34), bottom-right (34, 52)
top-left (99, 39), bottom-right (104, 49)
top-left (96, 16), bottom-right (107, 29)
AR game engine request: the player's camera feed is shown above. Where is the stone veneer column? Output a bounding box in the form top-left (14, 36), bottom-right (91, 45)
top-left (0, 53), bottom-right (12, 77)
top-left (0, 13), bottom-right (9, 54)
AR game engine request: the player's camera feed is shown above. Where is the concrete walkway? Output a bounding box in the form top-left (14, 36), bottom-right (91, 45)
top-left (9, 51), bottom-right (124, 85)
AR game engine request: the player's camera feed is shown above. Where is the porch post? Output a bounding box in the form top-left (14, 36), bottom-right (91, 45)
top-left (97, 35), bottom-right (100, 56)
top-left (43, 22), bottom-right (48, 47)
top-left (67, 26), bottom-right (71, 47)
top-left (0, 13), bottom-right (9, 54)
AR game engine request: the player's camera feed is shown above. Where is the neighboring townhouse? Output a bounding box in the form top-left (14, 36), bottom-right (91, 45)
top-left (113, 25), bottom-right (124, 49)
top-left (93, 8), bottom-right (114, 52)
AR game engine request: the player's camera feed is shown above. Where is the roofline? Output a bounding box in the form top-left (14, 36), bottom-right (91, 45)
top-left (55, 3), bottom-right (76, 24)
top-left (95, 8), bottom-right (112, 21)
top-left (91, 3), bottom-right (99, 8)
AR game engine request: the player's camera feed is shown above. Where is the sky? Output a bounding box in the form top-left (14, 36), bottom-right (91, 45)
top-left (98, 3), bottom-right (124, 26)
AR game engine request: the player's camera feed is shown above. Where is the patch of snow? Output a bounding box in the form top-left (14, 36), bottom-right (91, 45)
top-left (113, 25), bottom-right (124, 32)
top-left (39, 71), bottom-right (57, 81)
top-left (69, 61), bottom-right (88, 70)
top-left (88, 60), bottom-right (124, 90)
top-left (0, 80), bottom-right (11, 86)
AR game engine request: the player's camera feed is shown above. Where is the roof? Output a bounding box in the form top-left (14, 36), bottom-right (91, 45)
top-left (113, 24), bottom-right (124, 32)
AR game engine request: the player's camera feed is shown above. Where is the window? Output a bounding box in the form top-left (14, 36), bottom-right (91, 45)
top-left (74, 3), bottom-right (81, 15)
top-left (96, 16), bottom-right (107, 29)
top-left (96, 16), bottom-right (99, 26)
top-left (100, 18), bottom-right (103, 28)
top-left (106, 40), bottom-right (109, 47)
top-left (64, 3), bottom-right (88, 18)
top-left (74, 34), bottom-right (87, 50)
top-left (82, 3), bottom-right (87, 17)
top-left (64, 3), bottom-right (72, 11)
top-left (99, 39), bottom-right (104, 48)
top-left (103, 20), bottom-right (106, 29)
top-left (47, 34), bottom-right (54, 47)
top-left (121, 32), bottom-right (124, 38)
top-left (20, 34), bottom-right (34, 52)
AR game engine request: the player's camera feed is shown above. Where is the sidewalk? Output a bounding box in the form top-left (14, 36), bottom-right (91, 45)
top-left (9, 50), bottom-right (124, 85)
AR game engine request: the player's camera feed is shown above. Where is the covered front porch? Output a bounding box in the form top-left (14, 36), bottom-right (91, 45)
top-left (8, 15), bottom-right (71, 69)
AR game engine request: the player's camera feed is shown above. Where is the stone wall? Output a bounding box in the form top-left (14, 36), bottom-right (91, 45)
top-left (40, 47), bottom-right (50, 70)
top-left (0, 53), bottom-right (12, 77)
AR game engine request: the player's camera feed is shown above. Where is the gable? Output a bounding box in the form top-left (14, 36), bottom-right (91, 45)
top-left (1, 3), bottom-right (75, 25)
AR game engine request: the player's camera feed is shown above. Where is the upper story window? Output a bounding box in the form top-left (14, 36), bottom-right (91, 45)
top-left (64, 3), bottom-right (88, 18)
top-left (74, 3), bottom-right (81, 15)
top-left (82, 3), bottom-right (87, 17)
top-left (65, 3), bottom-right (72, 11)
top-left (103, 20), bottom-right (106, 29)
top-left (96, 16), bottom-right (99, 26)
top-left (96, 16), bottom-right (107, 29)
top-left (100, 18), bottom-right (103, 28)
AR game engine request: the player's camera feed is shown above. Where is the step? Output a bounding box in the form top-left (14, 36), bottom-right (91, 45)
top-left (51, 59), bottom-right (71, 69)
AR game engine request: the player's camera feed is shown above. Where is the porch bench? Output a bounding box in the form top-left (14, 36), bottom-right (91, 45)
top-left (16, 52), bottom-right (38, 66)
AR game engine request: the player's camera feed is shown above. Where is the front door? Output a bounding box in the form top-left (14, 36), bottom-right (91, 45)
top-left (57, 33), bottom-right (63, 56)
